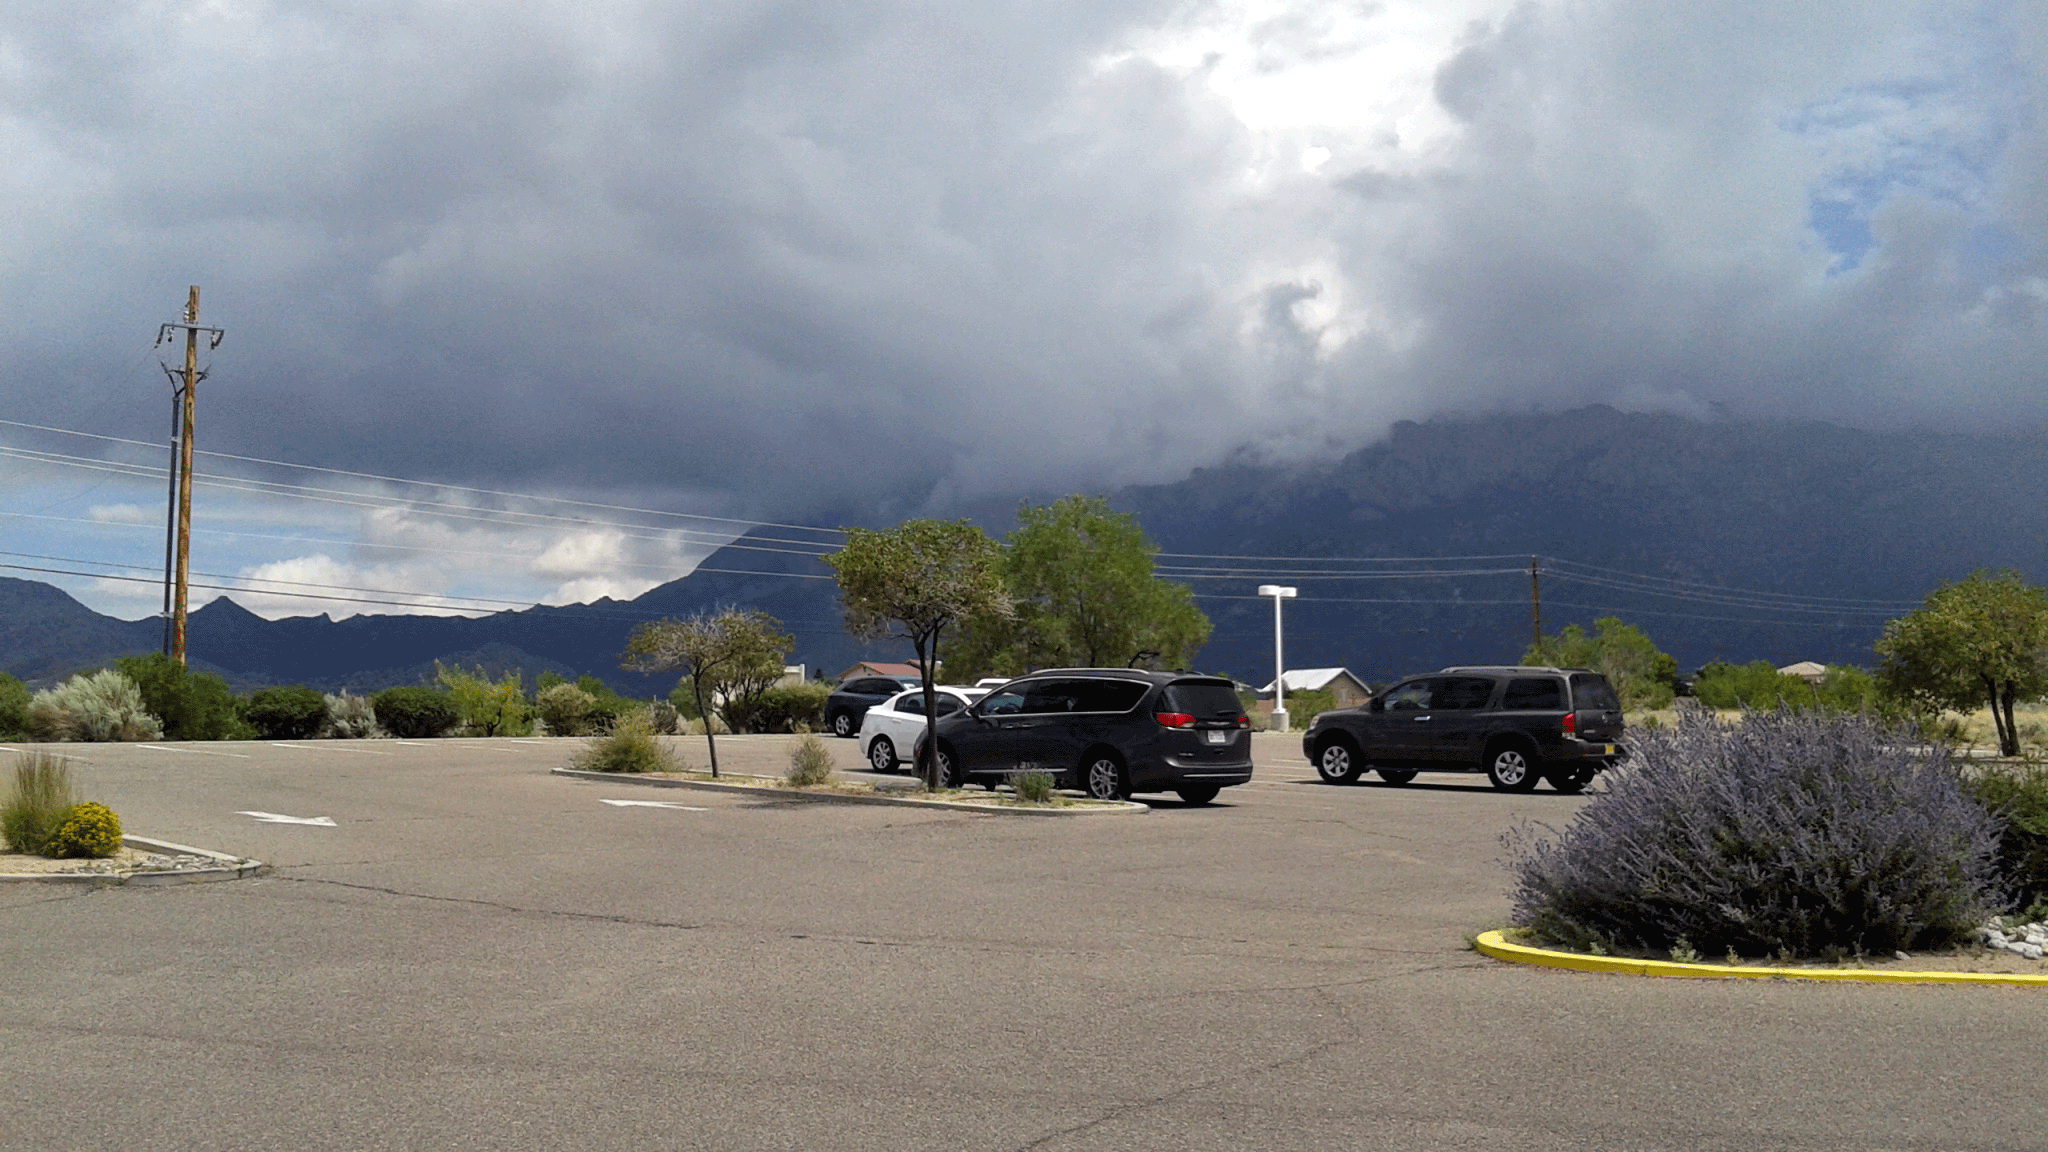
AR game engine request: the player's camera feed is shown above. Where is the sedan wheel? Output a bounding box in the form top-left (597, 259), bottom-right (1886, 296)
top-left (867, 736), bottom-right (896, 774)
top-left (1486, 747), bottom-right (1541, 792)
top-left (938, 747), bottom-right (966, 789)
top-left (1315, 741), bottom-right (1363, 784)
top-left (830, 712), bottom-right (855, 738)
top-left (1085, 756), bottom-right (1131, 801)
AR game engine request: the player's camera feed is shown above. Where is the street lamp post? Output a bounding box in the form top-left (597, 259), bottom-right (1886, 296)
top-left (1257, 584), bottom-right (1298, 730)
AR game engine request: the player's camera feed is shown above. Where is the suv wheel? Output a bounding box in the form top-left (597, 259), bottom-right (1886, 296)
top-left (1083, 754), bottom-right (1131, 801)
top-left (1486, 745), bottom-right (1541, 792)
top-left (1314, 739), bottom-right (1363, 784)
top-left (1547, 766), bottom-right (1592, 794)
top-left (1376, 768), bottom-right (1418, 785)
top-left (830, 711), bottom-right (855, 738)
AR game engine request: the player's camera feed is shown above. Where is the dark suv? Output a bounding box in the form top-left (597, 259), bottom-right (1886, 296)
top-left (1300, 666), bottom-right (1625, 792)
top-left (923, 669), bottom-right (1253, 804)
top-left (825, 675), bottom-right (921, 738)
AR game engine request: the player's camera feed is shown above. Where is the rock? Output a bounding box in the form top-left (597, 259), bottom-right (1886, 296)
top-left (2021, 943), bottom-right (2044, 960)
top-left (1894, 951), bottom-right (1911, 961)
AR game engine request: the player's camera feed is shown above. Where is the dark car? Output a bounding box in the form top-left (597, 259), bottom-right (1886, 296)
top-left (1300, 665), bottom-right (1625, 792)
top-left (825, 675), bottom-right (921, 738)
top-left (922, 669), bottom-right (1253, 804)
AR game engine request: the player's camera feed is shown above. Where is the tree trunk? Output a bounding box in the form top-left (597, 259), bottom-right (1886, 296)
top-left (2002, 680), bottom-right (2022, 758)
top-left (917, 627), bottom-right (941, 791)
top-left (695, 679), bottom-right (719, 777)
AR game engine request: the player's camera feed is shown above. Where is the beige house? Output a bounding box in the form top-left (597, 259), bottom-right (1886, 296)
top-left (1253, 668), bottom-right (1374, 715)
top-left (1777, 661), bottom-right (1827, 685)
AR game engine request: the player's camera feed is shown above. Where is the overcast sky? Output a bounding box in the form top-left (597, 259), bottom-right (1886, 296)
top-left (2, 0), bottom-right (2043, 619)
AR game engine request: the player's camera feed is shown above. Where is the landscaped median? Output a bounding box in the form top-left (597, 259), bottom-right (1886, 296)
top-left (0, 835), bottom-right (268, 886)
top-left (550, 766), bottom-right (1148, 815)
top-left (1474, 929), bottom-right (2048, 987)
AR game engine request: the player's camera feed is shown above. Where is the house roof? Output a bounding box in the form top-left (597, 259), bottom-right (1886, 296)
top-left (838, 661), bottom-right (928, 680)
top-left (1777, 661), bottom-right (1827, 679)
top-left (1258, 668), bottom-right (1362, 694)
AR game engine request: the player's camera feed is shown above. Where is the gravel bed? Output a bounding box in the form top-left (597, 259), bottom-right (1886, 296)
top-left (0, 847), bottom-right (222, 876)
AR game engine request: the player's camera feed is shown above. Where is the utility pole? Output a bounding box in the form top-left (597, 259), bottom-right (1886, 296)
top-left (157, 286), bottom-right (224, 666)
top-left (1530, 555), bottom-right (1542, 655)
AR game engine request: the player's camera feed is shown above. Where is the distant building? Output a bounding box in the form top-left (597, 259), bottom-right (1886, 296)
top-left (836, 660), bottom-right (934, 682)
top-left (1253, 668), bottom-right (1375, 714)
top-left (1777, 661), bottom-right (1827, 684)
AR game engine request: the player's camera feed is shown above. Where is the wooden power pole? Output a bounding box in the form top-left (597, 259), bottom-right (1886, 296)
top-left (156, 287), bottom-right (224, 666)
top-left (1530, 555), bottom-right (1542, 655)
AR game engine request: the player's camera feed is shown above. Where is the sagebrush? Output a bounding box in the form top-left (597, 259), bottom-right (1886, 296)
top-left (26, 670), bottom-right (162, 742)
top-left (569, 709), bottom-right (679, 774)
top-left (1505, 711), bottom-right (2001, 958)
top-left (784, 733), bottom-right (834, 786)
top-left (322, 693), bottom-right (384, 738)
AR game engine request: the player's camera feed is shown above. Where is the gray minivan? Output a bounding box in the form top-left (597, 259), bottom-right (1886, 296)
top-left (924, 669), bottom-right (1253, 804)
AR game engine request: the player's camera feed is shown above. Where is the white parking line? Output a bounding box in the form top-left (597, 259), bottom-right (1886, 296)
top-left (599, 799), bottom-right (708, 811)
top-left (268, 743), bottom-right (394, 755)
top-left (137, 744), bottom-right (252, 758)
top-left (238, 810), bottom-right (337, 826)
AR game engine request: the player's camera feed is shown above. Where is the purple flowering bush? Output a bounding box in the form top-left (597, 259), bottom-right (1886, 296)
top-left (1505, 710), bottom-right (2001, 959)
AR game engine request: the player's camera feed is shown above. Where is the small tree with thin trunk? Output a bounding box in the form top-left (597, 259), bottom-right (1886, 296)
top-left (825, 520), bottom-right (1009, 790)
top-left (1878, 569), bottom-right (2048, 757)
top-left (623, 608), bottom-right (792, 777)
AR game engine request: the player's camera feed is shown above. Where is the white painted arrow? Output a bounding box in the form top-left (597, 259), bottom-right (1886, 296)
top-left (599, 799), bottom-right (708, 811)
top-left (237, 810), bottom-right (337, 826)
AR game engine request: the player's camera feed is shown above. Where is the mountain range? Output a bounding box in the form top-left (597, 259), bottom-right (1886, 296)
top-left (7, 406), bottom-right (2046, 693)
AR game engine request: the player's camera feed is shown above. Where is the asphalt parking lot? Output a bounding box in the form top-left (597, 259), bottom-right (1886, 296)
top-left (2, 732), bottom-right (2040, 1151)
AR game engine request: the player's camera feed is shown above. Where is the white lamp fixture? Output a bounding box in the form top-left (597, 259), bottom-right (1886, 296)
top-left (1257, 584), bottom-right (1298, 730)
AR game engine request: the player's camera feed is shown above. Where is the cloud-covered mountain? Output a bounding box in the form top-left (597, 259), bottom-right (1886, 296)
top-left (10, 408), bottom-right (2048, 694)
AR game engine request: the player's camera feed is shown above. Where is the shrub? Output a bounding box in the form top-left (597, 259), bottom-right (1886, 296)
top-left (26, 670), bottom-right (163, 742)
top-left (371, 687), bottom-right (460, 738)
top-left (2, 751), bottom-right (77, 854)
top-left (1964, 765), bottom-right (2048, 915)
top-left (1505, 711), bottom-right (2001, 959)
top-left (437, 664), bottom-right (531, 736)
top-left (727, 681), bottom-right (833, 734)
top-left (322, 693), bottom-right (383, 738)
top-left (569, 708), bottom-right (679, 774)
top-left (0, 672), bottom-right (32, 739)
top-left (47, 801), bottom-right (122, 858)
top-left (116, 653), bottom-right (248, 740)
top-left (646, 701), bottom-right (680, 735)
top-left (1013, 769), bottom-right (1057, 803)
top-left (784, 732), bottom-right (834, 786)
top-left (243, 686), bottom-right (330, 740)
top-left (533, 683), bottom-right (597, 736)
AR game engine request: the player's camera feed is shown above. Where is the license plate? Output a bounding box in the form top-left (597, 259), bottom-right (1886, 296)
top-left (1204, 730), bottom-right (1228, 745)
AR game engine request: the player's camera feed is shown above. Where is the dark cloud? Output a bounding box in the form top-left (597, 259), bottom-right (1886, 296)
top-left (2, 0), bottom-right (2043, 529)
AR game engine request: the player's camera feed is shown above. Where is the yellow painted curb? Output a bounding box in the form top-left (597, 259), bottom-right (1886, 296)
top-left (1474, 930), bottom-right (2048, 987)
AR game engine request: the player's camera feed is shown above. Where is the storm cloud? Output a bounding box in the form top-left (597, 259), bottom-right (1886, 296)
top-left (4, 0), bottom-right (2044, 522)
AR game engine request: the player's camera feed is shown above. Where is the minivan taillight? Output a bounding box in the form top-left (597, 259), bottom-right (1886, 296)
top-left (1562, 711), bottom-right (1578, 736)
top-left (1155, 712), bottom-right (1196, 729)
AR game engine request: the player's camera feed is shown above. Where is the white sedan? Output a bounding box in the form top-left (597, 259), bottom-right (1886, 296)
top-left (857, 687), bottom-right (988, 774)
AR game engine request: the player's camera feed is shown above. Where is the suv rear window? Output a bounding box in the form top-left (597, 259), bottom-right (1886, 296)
top-left (1163, 681), bottom-right (1242, 718)
top-left (1503, 677), bottom-right (1565, 710)
top-left (1568, 673), bottom-right (1621, 712)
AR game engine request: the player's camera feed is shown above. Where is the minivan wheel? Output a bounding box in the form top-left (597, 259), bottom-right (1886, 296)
top-left (830, 711), bottom-right (855, 738)
top-left (867, 737), bottom-right (895, 774)
top-left (1084, 755), bottom-right (1131, 801)
top-left (1315, 740), bottom-right (1363, 784)
top-left (1486, 746), bottom-right (1540, 792)
top-left (1175, 784), bottom-right (1220, 806)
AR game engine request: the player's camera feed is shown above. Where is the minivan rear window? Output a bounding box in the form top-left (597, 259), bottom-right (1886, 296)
top-left (1568, 673), bottom-right (1621, 712)
top-left (1163, 681), bottom-right (1243, 718)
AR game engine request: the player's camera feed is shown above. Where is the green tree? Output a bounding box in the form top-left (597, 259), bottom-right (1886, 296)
top-left (436, 664), bottom-right (533, 737)
top-left (115, 653), bottom-right (247, 740)
top-left (0, 673), bottom-right (34, 740)
top-left (946, 496), bottom-right (1211, 680)
top-left (1524, 617), bottom-right (1678, 711)
top-left (1877, 569), bottom-right (2048, 757)
top-left (624, 608), bottom-right (792, 776)
top-left (824, 519), bottom-right (1009, 789)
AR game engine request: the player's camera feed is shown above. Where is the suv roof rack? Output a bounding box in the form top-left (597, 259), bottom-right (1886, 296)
top-left (1436, 665), bottom-right (1596, 675)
